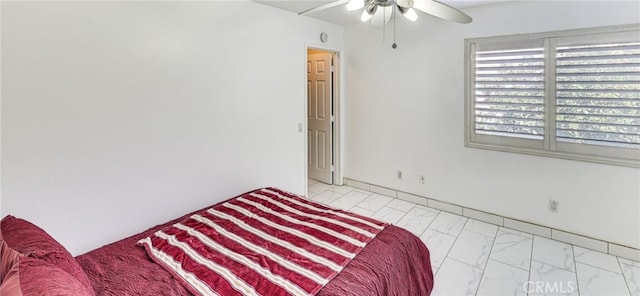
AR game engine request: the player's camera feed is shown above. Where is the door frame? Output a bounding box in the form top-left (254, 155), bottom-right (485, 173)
top-left (304, 43), bottom-right (344, 195)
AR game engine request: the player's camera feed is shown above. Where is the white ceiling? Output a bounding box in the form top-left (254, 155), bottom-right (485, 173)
top-left (255, 0), bottom-right (510, 26)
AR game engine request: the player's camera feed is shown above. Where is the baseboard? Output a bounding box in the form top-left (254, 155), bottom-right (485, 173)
top-left (344, 178), bottom-right (640, 262)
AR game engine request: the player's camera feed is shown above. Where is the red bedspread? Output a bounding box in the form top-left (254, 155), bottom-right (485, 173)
top-left (76, 190), bottom-right (434, 296)
top-left (138, 188), bottom-right (388, 296)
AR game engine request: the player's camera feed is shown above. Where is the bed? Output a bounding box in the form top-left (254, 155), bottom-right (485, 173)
top-left (1, 187), bottom-right (433, 296)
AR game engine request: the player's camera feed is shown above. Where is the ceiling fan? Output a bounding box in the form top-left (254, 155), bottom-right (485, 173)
top-left (299, 0), bottom-right (472, 26)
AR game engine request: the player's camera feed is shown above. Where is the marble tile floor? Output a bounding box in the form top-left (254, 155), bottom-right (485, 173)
top-left (307, 179), bottom-right (640, 296)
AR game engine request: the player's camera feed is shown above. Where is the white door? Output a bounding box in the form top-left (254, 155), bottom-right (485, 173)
top-left (308, 53), bottom-right (333, 184)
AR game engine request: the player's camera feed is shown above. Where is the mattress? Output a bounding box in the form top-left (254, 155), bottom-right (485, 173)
top-left (76, 191), bottom-right (434, 296)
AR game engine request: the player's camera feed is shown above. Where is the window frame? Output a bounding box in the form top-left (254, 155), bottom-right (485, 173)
top-left (465, 24), bottom-right (640, 168)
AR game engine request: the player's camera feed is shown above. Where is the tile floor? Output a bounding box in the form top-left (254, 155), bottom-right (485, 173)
top-left (307, 180), bottom-right (640, 296)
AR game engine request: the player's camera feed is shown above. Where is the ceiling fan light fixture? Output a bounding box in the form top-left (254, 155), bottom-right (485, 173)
top-left (300, 0), bottom-right (473, 26)
top-left (401, 7), bottom-right (418, 22)
top-left (360, 5), bottom-right (376, 22)
top-left (346, 0), bottom-right (365, 11)
top-left (396, 0), bottom-right (414, 8)
top-left (360, 10), bottom-right (374, 22)
top-left (370, 5), bottom-right (392, 27)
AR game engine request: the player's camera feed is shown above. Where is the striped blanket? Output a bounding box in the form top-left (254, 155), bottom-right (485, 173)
top-left (138, 187), bottom-right (388, 296)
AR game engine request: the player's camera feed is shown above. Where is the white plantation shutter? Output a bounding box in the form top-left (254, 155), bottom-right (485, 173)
top-left (555, 37), bottom-right (640, 149)
top-left (466, 25), bottom-right (640, 167)
top-left (474, 45), bottom-right (545, 140)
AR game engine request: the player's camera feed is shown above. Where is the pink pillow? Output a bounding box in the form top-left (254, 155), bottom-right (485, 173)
top-left (0, 216), bottom-right (94, 295)
top-left (0, 256), bottom-right (93, 296)
top-left (1, 240), bottom-right (23, 283)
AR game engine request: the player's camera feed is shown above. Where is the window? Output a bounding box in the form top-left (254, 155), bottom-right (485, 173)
top-left (465, 25), bottom-right (640, 167)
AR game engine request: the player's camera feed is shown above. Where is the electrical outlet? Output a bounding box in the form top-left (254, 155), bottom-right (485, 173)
top-left (549, 199), bottom-right (559, 213)
top-left (397, 170), bottom-right (403, 180)
top-left (419, 175), bottom-right (426, 184)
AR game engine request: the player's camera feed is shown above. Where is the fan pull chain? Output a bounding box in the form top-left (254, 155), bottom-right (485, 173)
top-left (392, 5), bottom-right (397, 49)
top-left (382, 7), bottom-right (386, 44)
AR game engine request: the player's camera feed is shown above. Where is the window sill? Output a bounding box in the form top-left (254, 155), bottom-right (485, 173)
top-left (465, 141), bottom-right (640, 168)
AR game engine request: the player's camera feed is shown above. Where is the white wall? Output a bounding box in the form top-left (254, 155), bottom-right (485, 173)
top-left (1, 1), bottom-right (343, 255)
top-left (344, 1), bottom-right (640, 248)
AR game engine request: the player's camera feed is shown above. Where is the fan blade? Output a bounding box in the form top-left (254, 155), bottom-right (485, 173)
top-left (299, 0), bottom-right (350, 15)
top-left (412, 0), bottom-right (472, 24)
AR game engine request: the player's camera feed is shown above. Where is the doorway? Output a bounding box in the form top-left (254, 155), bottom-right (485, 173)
top-left (307, 48), bottom-right (340, 187)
